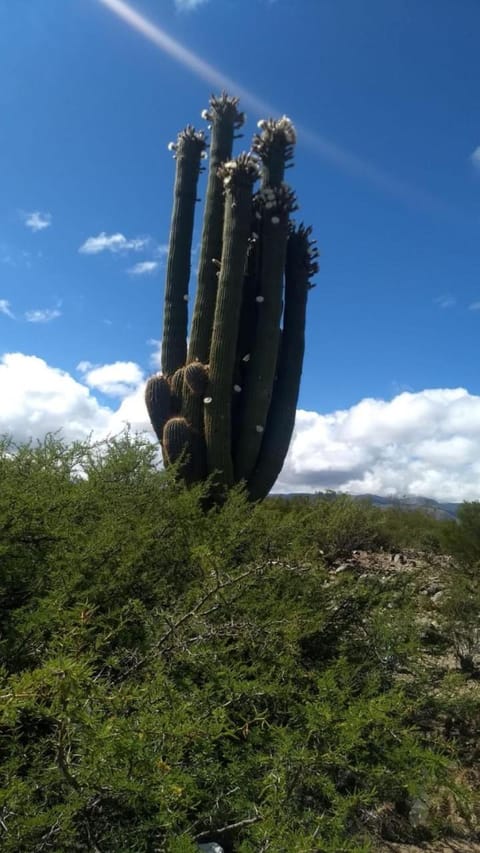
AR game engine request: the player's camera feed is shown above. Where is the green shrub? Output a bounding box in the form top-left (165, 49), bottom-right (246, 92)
top-left (0, 435), bottom-right (472, 851)
top-left (444, 501), bottom-right (480, 567)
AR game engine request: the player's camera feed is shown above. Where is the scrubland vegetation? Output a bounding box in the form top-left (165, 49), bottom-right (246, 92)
top-left (1, 434), bottom-right (479, 851)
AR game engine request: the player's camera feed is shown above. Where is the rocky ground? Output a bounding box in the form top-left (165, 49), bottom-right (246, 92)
top-left (328, 549), bottom-right (480, 853)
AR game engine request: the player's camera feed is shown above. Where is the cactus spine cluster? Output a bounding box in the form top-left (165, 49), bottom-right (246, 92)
top-left (145, 93), bottom-right (318, 501)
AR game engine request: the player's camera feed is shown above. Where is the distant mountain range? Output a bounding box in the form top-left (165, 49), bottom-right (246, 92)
top-left (354, 493), bottom-right (460, 520)
top-left (272, 492), bottom-right (461, 519)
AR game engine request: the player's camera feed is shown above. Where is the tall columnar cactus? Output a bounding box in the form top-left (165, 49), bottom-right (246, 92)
top-left (145, 93), bottom-right (318, 501)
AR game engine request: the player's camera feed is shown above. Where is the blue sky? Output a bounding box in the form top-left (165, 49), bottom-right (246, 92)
top-left (1, 0), bottom-right (480, 499)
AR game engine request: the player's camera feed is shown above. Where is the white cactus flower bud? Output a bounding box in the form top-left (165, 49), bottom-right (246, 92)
top-left (242, 353), bottom-right (251, 362)
top-left (233, 384), bottom-right (242, 393)
top-left (167, 142), bottom-right (176, 151)
top-left (256, 295), bottom-right (264, 303)
top-left (257, 119), bottom-right (267, 129)
top-left (183, 294), bottom-right (189, 301)
top-left (201, 150), bottom-right (208, 159)
top-left (271, 216), bottom-right (280, 225)
top-left (255, 424), bottom-right (264, 433)
top-left (201, 108), bottom-right (209, 120)
top-left (203, 397), bottom-right (212, 404)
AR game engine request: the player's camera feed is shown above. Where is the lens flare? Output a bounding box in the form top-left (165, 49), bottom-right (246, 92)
top-left (98, 0), bottom-right (453, 215)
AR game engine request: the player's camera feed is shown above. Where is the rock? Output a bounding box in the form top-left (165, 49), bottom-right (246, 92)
top-left (419, 621), bottom-right (445, 644)
top-left (393, 553), bottom-right (407, 564)
top-left (432, 590), bottom-right (444, 605)
top-left (409, 796), bottom-right (429, 828)
top-left (198, 844), bottom-right (224, 853)
top-left (334, 563), bottom-right (350, 574)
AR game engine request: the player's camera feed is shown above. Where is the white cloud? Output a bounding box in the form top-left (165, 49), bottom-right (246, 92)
top-left (147, 338), bottom-right (162, 369)
top-left (77, 360), bottom-right (144, 398)
top-left (0, 300), bottom-right (14, 319)
top-left (25, 308), bottom-right (62, 323)
top-left (23, 211), bottom-right (52, 232)
top-left (434, 295), bottom-right (456, 309)
top-left (469, 301), bottom-right (480, 311)
top-left (79, 232), bottom-right (149, 255)
top-left (128, 260), bottom-right (159, 276)
top-left (153, 243), bottom-right (169, 259)
top-left (0, 353), bottom-right (114, 445)
top-left (0, 353), bottom-right (152, 445)
top-left (470, 146), bottom-right (480, 168)
top-left (2, 353), bottom-right (480, 503)
top-left (275, 388), bottom-right (480, 502)
top-left (175, 0), bottom-right (210, 10)
top-left (108, 382), bottom-right (152, 435)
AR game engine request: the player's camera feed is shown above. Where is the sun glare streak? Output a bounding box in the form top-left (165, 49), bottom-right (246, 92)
top-left (98, 0), bottom-right (274, 115)
top-left (97, 0), bottom-right (454, 216)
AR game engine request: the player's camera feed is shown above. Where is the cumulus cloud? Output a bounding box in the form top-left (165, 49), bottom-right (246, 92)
top-left (25, 308), bottom-right (62, 323)
top-left (469, 301), bottom-right (480, 311)
top-left (276, 389), bottom-right (480, 501)
top-left (0, 300), bottom-right (14, 319)
top-left (0, 353), bottom-right (114, 444)
top-left (128, 260), bottom-right (159, 276)
top-left (22, 211), bottom-right (52, 232)
top-left (146, 338), bottom-right (162, 370)
top-left (2, 352), bottom-right (480, 503)
top-left (79, 232), bottom-right (149, 255)
top-left (77, 360), bottom-right (144, 398)
top-left (470, 146), bottom-right (480, 168)
top-left (0, 353), bottom-right (153, 446)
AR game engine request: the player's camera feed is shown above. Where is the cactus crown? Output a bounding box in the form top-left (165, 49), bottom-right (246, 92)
top-left (146, 93), bottom-right (318, 502)
top-left (289, 223), bottom-right (320, 279)
top-left (202, 91), bottom-right (246, 129)
top-left (168, 125), bottom-right (207, 159)
top-left (256, 183), bottom-right (298, 216)
top-left (252, 116), bottom-right (297, 186)
top-left (219, 152), bottom-right (260, 190)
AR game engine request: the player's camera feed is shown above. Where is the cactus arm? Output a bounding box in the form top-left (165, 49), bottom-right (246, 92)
top-left (162, 416), bottom-right (197, 484)
top-left (145, 373), bottom-right (171, 442)
top-left (231, 232), bottom-right (261, 449)
top-left (234, 185), bottom-right (296, 483)
top-left (161, 127), bottom-right (206, 377)
top-left (170, 367), bottom-right (185, 415)
top-left (204, 154), bottom-right (259, 486)
top-left (144, 372), bottom-right (172, 468)
top-left (235, 226), bottom-right (262, 384)
top-left (185, 361), bottom-right (209, 396)
top-left (247, 225), bottom-right (319, 501)
top-left (181, 362), bottom-right (209, 482)
top-left (188, 94), bottom-right (245, 365)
